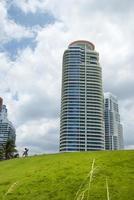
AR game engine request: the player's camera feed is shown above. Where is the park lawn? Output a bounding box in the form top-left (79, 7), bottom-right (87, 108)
top-left (0, 150), bottom-right (133, 200)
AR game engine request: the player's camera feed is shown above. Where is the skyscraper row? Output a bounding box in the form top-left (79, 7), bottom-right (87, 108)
top-left (60, 40), bottom-right (124, 152)
top-left (0, 97), bottom-right (16, 151)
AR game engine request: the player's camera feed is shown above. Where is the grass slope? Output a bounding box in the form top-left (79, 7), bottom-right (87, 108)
top-left (0, 150), bottom-right (133, 200)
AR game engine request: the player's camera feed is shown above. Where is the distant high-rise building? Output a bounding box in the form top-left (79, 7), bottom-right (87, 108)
top-left (0, 98), bottom-right (16, 151)
top-left (104, 93), bottom-right (124, 150)
top-left (60, 40), bottom-right (105, 152)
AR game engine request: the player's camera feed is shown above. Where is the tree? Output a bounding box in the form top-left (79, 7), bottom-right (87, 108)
top-left (0, 149), bottom-right (4, 160)
top-left (0, 139), bottom-right (17, 160)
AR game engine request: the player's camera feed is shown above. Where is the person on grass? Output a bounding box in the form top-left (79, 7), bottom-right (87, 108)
top-left (22, 148), bottom-right (29, 157)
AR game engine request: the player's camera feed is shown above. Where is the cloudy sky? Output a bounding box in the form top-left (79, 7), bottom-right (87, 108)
top-left (0, 0), bottom-right (134, 154)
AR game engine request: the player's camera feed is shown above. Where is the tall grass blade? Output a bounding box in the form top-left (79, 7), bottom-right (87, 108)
top-left (106, 178), bottom-right (110, 200)
top-left (3, 181), bottom-right (19, 199)
top-left (87, 158), bottom-right (95, 200)
top-left (75, 158), bottom-right (96, 200)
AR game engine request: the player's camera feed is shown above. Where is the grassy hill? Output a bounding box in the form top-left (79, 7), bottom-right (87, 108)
top-left (0, 150), bottom-right (133, 200)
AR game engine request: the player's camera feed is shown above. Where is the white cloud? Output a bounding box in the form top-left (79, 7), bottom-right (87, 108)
top-left (125, 145), bottom-right (134, 150)
top-left (0, 1), bottom-right (34, 43)
top-left (16, 118), bottom-right (59, 155)
top-left (0, 0), bottom-right (134, 153)
top-left (12, 0), bottom-right (48, 13)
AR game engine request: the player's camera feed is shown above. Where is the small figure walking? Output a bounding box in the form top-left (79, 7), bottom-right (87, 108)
top-left (22, 148), bottom-right (29, 157)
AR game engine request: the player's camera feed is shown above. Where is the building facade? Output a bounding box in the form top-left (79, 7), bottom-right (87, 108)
top-left (60, 40), bottom-right (105, 152)
top-left (0, 97), bottom-right (16, 151)
top-left (104, 93), bottom-right (124, 150)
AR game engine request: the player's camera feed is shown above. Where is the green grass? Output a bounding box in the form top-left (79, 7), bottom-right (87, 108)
top-left (0, 150), bottom-right (133, 200)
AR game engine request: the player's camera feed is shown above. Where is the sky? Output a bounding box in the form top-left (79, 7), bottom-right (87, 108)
top-left (0, 0), bottom-right (134, 154)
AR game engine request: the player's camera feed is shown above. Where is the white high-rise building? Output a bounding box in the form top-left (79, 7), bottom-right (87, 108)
top-left (0, 97), bottom-right (16, 150)
top-left (60, 40), bottom-right (105, 152)
top-left (104, 93), bottom-right (124, 150)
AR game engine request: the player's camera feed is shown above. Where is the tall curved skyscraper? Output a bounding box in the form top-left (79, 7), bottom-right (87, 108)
top-left (60, 40), bottom-right (105, 152)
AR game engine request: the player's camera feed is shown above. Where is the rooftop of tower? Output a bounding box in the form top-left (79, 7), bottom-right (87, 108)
top-left (104, 92), bottom-right (118, 102)
top-left (0, 97), bottom-right (3, 108)
top-left (69, 40), bottom-right (95, 50)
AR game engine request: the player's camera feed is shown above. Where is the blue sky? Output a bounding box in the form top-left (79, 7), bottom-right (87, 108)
top-left (0, 37), bottom-right (36, 60)
top-left (8, 3), bottom-right (55, 27)
top-left (0, 0), bottom-right (134, 154)
top-left (0, 2), bottom-right (55, 60)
